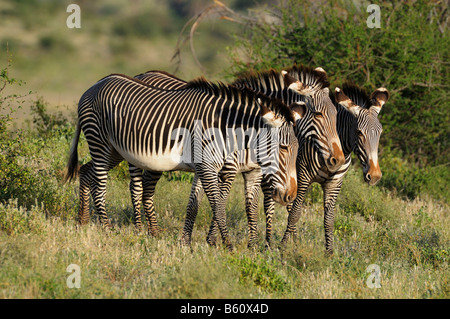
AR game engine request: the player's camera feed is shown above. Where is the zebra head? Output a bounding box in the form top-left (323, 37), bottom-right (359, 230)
top-left (281, 66), bottom-right (346, 173)
top-left (255, 96), bottom-right (305, 205)
top-left (335, 85), bottom-right (389, 185)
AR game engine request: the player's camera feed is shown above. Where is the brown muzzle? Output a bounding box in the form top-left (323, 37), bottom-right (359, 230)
top-left (365, 159), bottom-right (382, 185)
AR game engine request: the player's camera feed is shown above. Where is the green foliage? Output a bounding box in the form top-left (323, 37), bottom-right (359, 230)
top-left (164, 171), bottom-right (195, 183)
top-left (30, 97), bottom-right (75, 139)
top-left (379, 150), bottom-right (450, 202)
top-left (228, 254), bottom-right (291, 293)
top-left (407, 229), bottom-right (449, 269)
top-left (1, 65), bottom-right (77, 216)
top-left (0, 60), bottom-right (36, 206)
top-left (0, 199), bottom-right (46, 235)
top-left (227, 0), bottom-right (449, 170)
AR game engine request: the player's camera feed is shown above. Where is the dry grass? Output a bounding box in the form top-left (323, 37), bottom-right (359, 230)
top-left (0, 165), bottom-right (448, 298)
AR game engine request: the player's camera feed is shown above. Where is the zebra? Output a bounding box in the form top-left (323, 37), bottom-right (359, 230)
top-left (226, 65), bottom-right (346, 247)
top-left (279, 83), bottom-right (389, 255)
top-left (65, 73), bottom-right (303, 250)
top-left (130, 66), bottom-right (346, 248)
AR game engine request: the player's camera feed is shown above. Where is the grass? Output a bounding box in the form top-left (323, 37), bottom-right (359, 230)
top-left (0, 131), bottom-right (448, 298)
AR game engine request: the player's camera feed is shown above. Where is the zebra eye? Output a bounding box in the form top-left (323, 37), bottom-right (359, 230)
top-left (357, 130), bottom-right (364, 137)
top-left (279, 144), bottom-right (289, 151)
top-left (314, 112), bottom-right (323, 119)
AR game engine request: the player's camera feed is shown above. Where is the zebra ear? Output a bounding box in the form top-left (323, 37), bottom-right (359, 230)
top-left (289, 101), bottom-right (307, 121)
top-left (314, 67), bottom-right (327, 76)
top-left (370, 88), bottom-right (389, 115)
top-left (335, 87), bottom-right (361, 116)
top-left (281, 70), bottom-right (312, 95)
top-left (258, 98), bottom-right (284, 128)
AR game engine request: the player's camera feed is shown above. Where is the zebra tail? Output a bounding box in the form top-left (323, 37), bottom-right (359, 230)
top-left (64, 121), bottom-right (81, 183)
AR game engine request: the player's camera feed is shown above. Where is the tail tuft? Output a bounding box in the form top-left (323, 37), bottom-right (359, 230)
top-left (64, 121), bottom-right (81, 183)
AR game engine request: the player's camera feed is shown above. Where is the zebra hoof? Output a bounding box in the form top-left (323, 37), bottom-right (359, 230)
top-left (206, 235), bottom-right (218, 247)
top-left (264, 240), bottom-right (274, 250)
top-left (147, 229), bottom-right (159, 237)
top-left (179, 235), bottom-right (191, 247)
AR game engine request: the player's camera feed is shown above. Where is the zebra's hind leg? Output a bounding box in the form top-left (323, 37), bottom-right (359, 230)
top-left (78, 161), bottom-right (93, 226)
top-left (90, 165), bottom-right (112, 229)
top-left (181, 175), bottom-right (204, 246)
top-left (202, 169), bottom-right (236, 251)
top-left (129, 164), bottom-right (144, 232)
top-left (142, 170), bottom-right (162, 236)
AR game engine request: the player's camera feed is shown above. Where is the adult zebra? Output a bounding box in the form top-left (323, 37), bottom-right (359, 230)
top-left (126, 66), bottom-right (347, 248)
top-left (226, 65), bottom-right (346, 247)
top-left (279, 83), bottom-right (389, 255)
top-left (65, 73), bottom-right (302, 250)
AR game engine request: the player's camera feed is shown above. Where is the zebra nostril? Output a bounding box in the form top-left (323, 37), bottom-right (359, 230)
top-left (284, 193), bottom-right (292, 203)
top-left (366, 173), bottom-right (371, 181)
top-left (330, 157), bottom-right (337, 166)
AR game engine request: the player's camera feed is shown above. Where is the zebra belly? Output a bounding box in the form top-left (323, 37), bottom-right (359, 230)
top-left (115, 147), bottom-right (194, 172)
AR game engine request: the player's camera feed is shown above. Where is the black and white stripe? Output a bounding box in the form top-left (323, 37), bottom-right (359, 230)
top-left (65, 73), bottom-right (301, 250)
top-left (281, 83), bottom-right (389, 255)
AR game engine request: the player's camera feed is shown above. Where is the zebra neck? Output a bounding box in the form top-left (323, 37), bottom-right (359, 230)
top-left (337, 106), bottom-right (356, 157)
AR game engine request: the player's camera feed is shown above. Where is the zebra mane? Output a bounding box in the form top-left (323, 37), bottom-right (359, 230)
top-left (136, 70), bottom-right (187, 83)
top-left (231, 69), bottom-right (283, 92)
top-left (186, 77), bottom-right (295, 123)
top-left (341, 82), bottom-right (372, 109)
top-left (232, 64), bottom-right (329, 93)
top-left (283, 64), bottom-right (330, 90)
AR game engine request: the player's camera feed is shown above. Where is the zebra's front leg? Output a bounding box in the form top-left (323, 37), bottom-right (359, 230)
top-left (242, 170), bottom-right (262, 249)
top-left (201, 169), bottom-right (236, 251)
top-left (142, 170), bottom-right (162, 236)
top-left (129, 165), bottom-right (144, 231)
top-left (280, 183), bottom-right (310, 245)
top-left (78, 161), bottom-right (93, 226)
top-left (181, 175), bottom-right (204, 246)
top-left (322, 179), bottom-right (343, 256)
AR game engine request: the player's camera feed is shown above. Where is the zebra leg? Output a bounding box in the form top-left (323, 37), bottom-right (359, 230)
top-left (322, 179), bottom-right (343, 256)
top-left (201, 169), bottom-right (236, 251)
top-left (78, 161), bottom-right (93, 226)
top-left (242, 170), bottom-right (262, 249)
top-left (261, 180), bottom-right (276, 249)
top-left (142, 170), bottom-right (162, 236)
top-left (281, 183), bottom-right (310, 245)
top-left (129, 164), bottom-right (144, 231)
top-left (180, 175), bottom-right (204, 246)
top-left (206, 219), bottom-right (219, 247)
top-left (90, 166), bottom-right (112, 228)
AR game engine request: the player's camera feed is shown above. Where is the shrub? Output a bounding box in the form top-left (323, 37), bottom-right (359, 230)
top-left (228, 254), bottom-right (291, 293)
top-left (0, 199), bottom-right (46, 235)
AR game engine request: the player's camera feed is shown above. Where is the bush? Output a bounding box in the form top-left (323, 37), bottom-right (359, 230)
top-left (1, 62), bottom-right (78, 216)
top-left (380, 150), bottom-right (450, 203)
top-left (228, 254), bottom-right (291, 293)
top-left (0, 199), bottom-right (46, 235)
